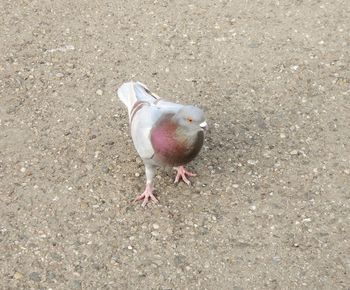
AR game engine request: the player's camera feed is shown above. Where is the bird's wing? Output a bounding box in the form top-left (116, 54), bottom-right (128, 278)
top-left (130, 104), bottom-right (161, 160)
top-left (117, 81), bottom-right (159, 119)
top-left (118, 81), bottom-right (185, 160)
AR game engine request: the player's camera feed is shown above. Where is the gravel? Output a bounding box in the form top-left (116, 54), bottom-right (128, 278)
top-left (0, 0), bottom-right (349, 289)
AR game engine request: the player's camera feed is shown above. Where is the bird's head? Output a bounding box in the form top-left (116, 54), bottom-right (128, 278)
top-left (174, 105), bottom-right (207, 132)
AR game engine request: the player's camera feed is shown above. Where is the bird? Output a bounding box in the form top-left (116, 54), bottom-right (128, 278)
top-left (117, 81), bottom-right (207, 207)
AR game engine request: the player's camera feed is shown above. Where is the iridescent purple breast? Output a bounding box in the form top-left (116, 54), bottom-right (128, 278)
top-left (150, 119), bottom-right (204, 166)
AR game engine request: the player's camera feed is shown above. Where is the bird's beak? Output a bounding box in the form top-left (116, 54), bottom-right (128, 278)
top-left (200, 121), bottom-right (208, 130)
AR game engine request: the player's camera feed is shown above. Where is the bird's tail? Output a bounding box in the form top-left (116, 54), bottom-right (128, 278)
top-left (117, 81), bottom-right (159, 116)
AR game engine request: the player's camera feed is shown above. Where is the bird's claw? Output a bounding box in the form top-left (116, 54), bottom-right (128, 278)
top-left (133, 184), bottom-right (158, 207)
top-left (174, 166), bottom-right (197, 185)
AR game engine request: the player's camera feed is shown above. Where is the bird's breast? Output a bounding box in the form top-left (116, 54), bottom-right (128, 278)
top-left (151, 124), bottom-right (204, 166)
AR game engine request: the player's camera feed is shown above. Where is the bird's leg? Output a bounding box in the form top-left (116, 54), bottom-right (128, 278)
top-left (174, 165), bottom-right (197, 185)
top-left (133, 163), bottom-right (158, 207)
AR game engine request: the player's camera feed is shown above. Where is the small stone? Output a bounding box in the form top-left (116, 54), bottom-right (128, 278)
top-left (20, 167), bottom-right (26, 172)
top-left (247, 160), bottom-right (258, 165)
top-left (151, 231), bottom-right (159, 237)
top-left (101, 165), bottom-right (109, 173)
top-left (135, 172), bottom-right (140, 177)
top-left (232, 184), bottom-right (239, 188)
top-left (280, 133), bottom-right (286, 138)
top-left (14, 272), bottom-right (23, 280)
top-left (127, 245), bottom-right (133, 250)
top-left (152, 223), bottom-right (160, 230)
top-left (248, 42), bottom-right (259, 48)
top-left (250, 205), bottom-right (256, 211)
top-left (56, 72), bottom-right (64, 78)
top-left (50, 252), bottom-right (63, 262)
top-left (80, 202), bottom-right (89, 209)
top-left (290, 150), bottom-right (298, 155)
top-left (344, 169), bottom-right (349, 175)
top-left (96, 89), bottom-right (103, 96)
top-left (70, 280), bottom-right (82, 290)
top-left (46, 271), bottom-right (56, 280)
top-left (153, 259), bottom-right (164, 266)
top-left (29, 272), bottom-right (41, 282)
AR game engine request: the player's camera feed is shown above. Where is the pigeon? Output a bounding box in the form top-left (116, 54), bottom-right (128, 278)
top-left (117, 81), bottom-right (207, 206)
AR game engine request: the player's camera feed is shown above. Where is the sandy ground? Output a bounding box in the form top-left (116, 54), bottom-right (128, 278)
top-left (1, 0), bottom-right (350, 289)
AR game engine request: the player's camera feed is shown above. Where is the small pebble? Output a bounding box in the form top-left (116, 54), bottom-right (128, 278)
top-left (290, 150), bottom-right (298, 155)
top-left (135, 172), bottom-right (140, 177)
top-left (80, 202), bottom-right (89, 209)
top-left (101, 165), bottom-right (109, 173)
top-left (29, 272), bottom-right (41, 282)
top-left (70, 280), bottom-right (82, 290)
top-left (20, 167), bottom-right (26, 172)
top-left (96, 89), bottom-right (103, 96)
top-left (152, 223), bottom-right (160, 230)
top-left (14, 272), bottom-right (23, 280)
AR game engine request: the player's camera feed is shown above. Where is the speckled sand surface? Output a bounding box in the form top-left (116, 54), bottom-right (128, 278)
top-left (0, 0), bottom-right (349, 289)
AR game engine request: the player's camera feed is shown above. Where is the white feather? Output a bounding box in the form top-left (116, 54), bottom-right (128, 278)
top-left (117, 82), bottom-right (137, 115)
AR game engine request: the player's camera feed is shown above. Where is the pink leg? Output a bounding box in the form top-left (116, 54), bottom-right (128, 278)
top-left (133, 183), bottom-right (159, 207)
top-left (174, 165), bottom-right (197, 185)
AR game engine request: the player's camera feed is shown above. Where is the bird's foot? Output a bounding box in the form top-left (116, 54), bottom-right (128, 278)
top-left (174, 165), bottom-right (197, 185)
top-left (133, 184), bottom-right (159, 207)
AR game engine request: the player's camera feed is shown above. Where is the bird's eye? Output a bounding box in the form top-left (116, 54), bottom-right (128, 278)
top-left (188, 118), bottom-right (193, 123)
